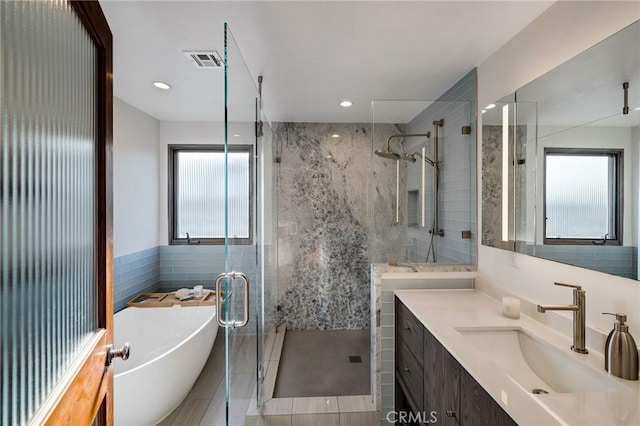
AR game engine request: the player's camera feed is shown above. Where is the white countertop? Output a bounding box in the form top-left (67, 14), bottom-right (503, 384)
top-left (394, 289), bottom-right (640, 426)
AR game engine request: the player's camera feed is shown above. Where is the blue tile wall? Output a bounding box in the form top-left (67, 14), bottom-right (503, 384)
top-left (405, 69), bottom-right (478, 266)
top-left (158, 245), bottom-right (257, 289)
top-left (158, 244), bottom-right (260, 334)
top-left (531, 245), bottom-right (637, 279)
top-left (113, 247), bottom-right (160, 312)
top-left (113, 245), bottom-right (265, 333)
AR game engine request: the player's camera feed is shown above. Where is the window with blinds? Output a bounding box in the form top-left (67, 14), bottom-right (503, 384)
top-left (168, 145), bottom-right (253, 244)
top-left (544, 149), bottom-right (622, 244)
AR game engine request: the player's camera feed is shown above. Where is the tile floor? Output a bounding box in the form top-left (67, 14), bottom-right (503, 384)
top-left (159, 332), bottom-right (257, 426)
top-left (159, 329), bottom-right (378, 425)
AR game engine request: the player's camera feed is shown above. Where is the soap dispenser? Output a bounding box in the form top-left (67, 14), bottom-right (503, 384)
top-left (602, 313), bottom-right (639, 380)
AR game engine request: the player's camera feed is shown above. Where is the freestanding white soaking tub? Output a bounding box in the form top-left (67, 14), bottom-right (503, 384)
top-left (113, 305), bottom-right (218, 425)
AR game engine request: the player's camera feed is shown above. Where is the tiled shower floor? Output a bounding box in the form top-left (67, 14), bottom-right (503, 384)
top-left (273, 330), bottom-right (370, 398)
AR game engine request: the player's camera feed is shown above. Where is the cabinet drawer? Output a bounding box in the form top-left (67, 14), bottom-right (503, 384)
top-left (396, 338), bottom-right (424, 410)
top-left (396, 300), bottom-right (424, 365)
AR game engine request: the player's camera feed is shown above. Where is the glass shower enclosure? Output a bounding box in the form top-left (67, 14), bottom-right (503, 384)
top-left (218, 23), bottom-right (276, 424)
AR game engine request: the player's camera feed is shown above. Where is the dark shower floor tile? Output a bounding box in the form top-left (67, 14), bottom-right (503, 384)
top-left (273, 329), bottom-right (370, 398)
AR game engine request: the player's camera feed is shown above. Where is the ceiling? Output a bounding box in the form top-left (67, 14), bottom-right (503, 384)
top-left (100, 1), bottom-right (554, 124)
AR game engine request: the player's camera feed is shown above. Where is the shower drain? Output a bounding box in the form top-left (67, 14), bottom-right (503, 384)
top-left (532, 388), bottom-right (550, 395)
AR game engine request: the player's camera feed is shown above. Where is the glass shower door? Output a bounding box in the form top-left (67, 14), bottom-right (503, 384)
top-left (218, 22), bottom-right (266, 425)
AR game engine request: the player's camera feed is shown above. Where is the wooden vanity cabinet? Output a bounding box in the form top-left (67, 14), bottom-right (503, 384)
top-left (459, 369), bottom-right (518, 426)
top-left (395, 298), bottom-right (425, 422)
top-left (395, 297), bottom-right (518, 426)
top-left (424, 329), bottom-right (461, 425)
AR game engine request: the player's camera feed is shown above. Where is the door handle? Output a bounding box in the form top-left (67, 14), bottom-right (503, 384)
top-left (215, 272), bottom-right (250, 328)
top-left (106, 342), bottom-right (130, 366)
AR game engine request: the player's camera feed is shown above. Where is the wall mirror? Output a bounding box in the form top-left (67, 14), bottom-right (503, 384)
top-left (482, 20), bottom-right (640, 280)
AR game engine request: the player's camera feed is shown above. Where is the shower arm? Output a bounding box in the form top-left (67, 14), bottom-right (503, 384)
top-left (385, 133), bottom-right (431, 155)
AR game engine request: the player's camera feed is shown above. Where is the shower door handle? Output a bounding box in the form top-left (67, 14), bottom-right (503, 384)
top-left (215, 272), bottom-right (250, 328)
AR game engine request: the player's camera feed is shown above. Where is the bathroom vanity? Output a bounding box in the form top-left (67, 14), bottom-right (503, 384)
top-left (394, 290), bottom-right (640, 426)
top-left (395, 297), bottom-right (516, 426)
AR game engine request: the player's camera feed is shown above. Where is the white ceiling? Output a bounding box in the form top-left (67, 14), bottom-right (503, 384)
top-left (100, 1), bottom-right (553, 124)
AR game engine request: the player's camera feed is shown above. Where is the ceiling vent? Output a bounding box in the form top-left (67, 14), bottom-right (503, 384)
top-left (183, 50), bottom-right (223, 68)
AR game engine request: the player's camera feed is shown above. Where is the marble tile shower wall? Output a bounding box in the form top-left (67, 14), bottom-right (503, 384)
top-left (274, 122), bottom-right (399, 330)
top-left (372, 125), bottom-right (408, 264)
top-left (114, 247), bottom-right (160, 312)
top-left (481, 125), bottom-right (503, 248)
top-left (404, 69), bottom-right (477, 265)
top-left (482, 124), bottom-right (528, 250)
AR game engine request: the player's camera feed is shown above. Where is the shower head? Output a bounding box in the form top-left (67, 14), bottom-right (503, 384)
top-left (374, 149), bottom-right (402, 160)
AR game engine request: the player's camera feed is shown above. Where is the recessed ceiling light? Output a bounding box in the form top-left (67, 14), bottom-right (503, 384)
top-left (485, 104), bottom-right (496, 110)
top-left (153, 81), bottom-right (171, 90)
top-left (340, 101), bottom-right (353, 107)
top-left (634, 106), bottom-right (640, 111)
top-left (481, 109), bottom-right (487, 114)
top-left (331, 134), bottom-right (340, 138)
top-left (326, 155), bottom-right (333, 158)
top-left (233, 134), bottom-right (241, 137)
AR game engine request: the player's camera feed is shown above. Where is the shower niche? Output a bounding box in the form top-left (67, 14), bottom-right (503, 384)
top-left (371, 87), bottom-right (477, 266)
top-left (407, 190), bottom-right (420, 228)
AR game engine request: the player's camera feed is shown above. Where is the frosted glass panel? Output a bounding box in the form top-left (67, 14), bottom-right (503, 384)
top-left (1, 0), bottom-right (97, 424)
top-left (175, 150), bottom-right (250, 239)
top-left (545, 155), bottom-right (613, 239)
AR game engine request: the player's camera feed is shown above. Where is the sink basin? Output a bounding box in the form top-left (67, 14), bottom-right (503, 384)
top-left (455, 327), bottom-right (628, 394)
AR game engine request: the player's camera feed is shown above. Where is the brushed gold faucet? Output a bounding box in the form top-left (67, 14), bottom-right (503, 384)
top-left (537, 282), bottom-right (588, 354)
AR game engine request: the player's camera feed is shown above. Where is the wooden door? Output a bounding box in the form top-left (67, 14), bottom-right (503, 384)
top-left (45, 1), bottom-right (114, 424)
top-left (0, 0), bottom-right (114, 424)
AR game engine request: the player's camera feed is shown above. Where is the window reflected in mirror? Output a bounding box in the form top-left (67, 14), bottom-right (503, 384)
top-left (544, 149), bottom-right (621, 244)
